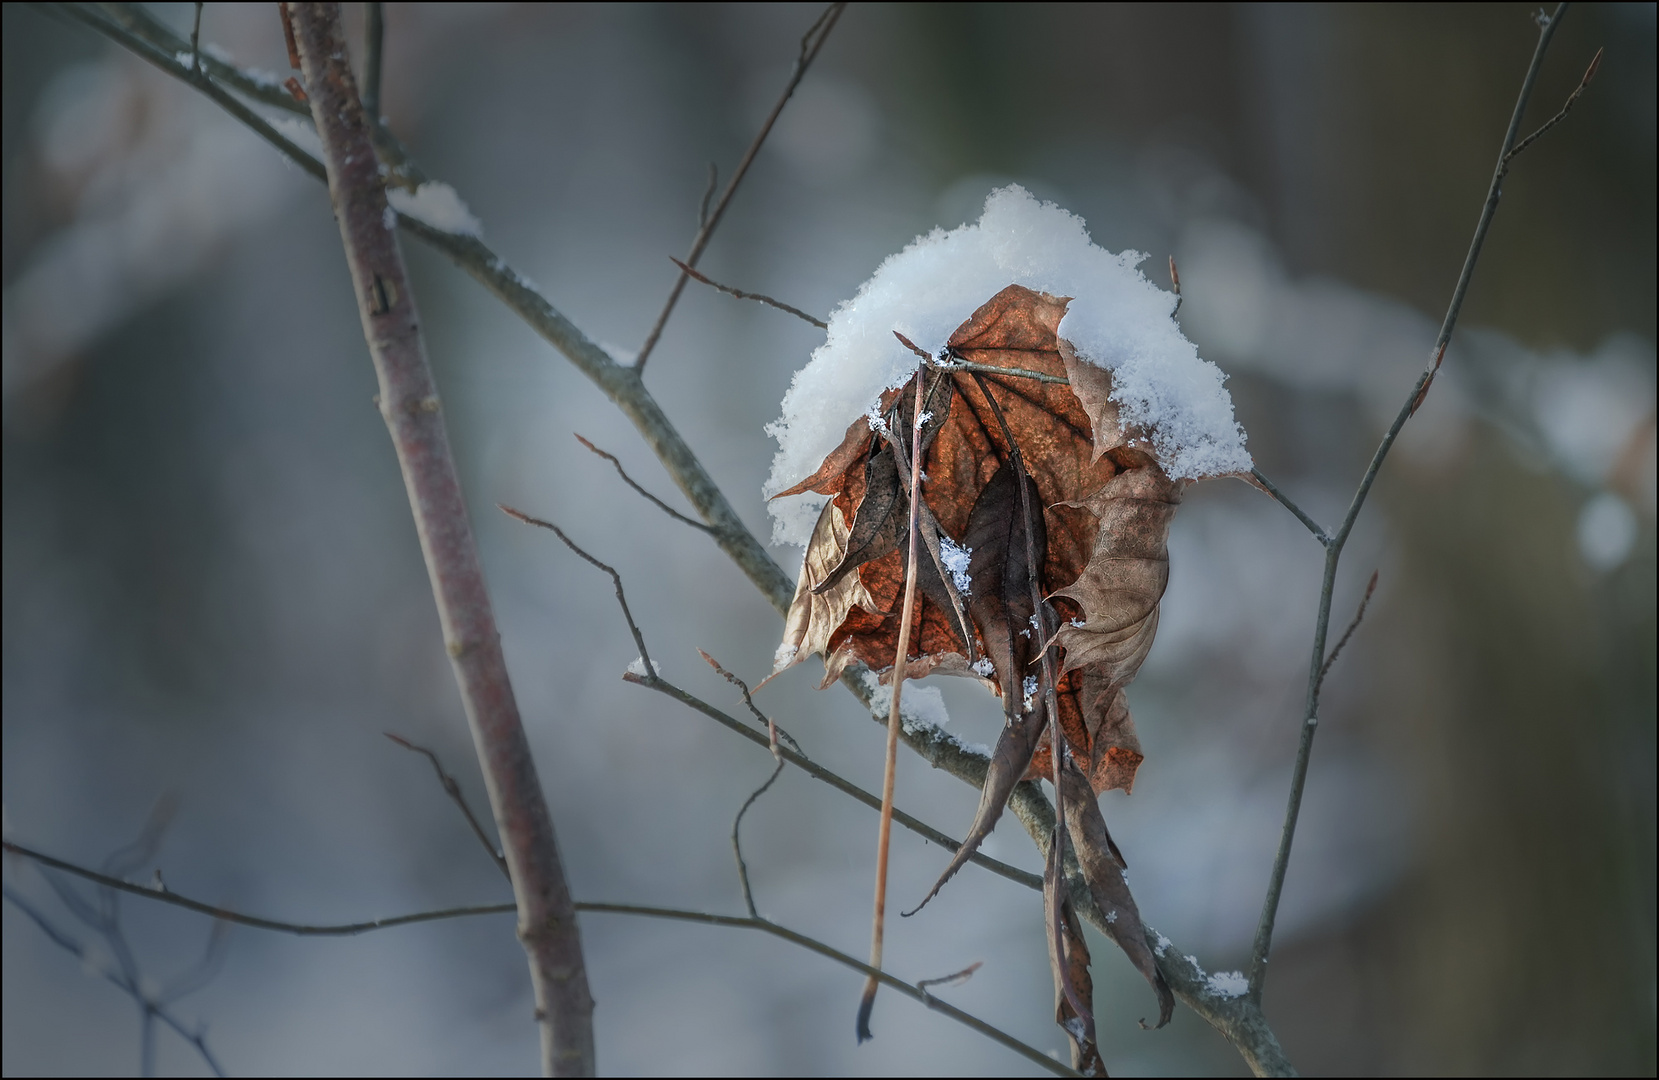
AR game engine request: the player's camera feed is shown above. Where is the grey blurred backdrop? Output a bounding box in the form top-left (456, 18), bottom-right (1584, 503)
top-left (3, 3), bottom-right (1654, 1076)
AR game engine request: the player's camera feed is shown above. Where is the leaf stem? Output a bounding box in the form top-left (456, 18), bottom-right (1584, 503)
top-left (857, 375), bottom-right (927, 1042)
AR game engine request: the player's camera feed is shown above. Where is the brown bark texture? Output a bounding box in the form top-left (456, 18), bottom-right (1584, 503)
top-left (288, 5), bottom-right (594, 1075)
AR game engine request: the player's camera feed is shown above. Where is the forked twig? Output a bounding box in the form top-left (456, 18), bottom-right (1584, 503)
top-left (3, 844), bottom-right (1073, 1076)
top-left (730, 757), bottom-right (786, 918)
top-left (633, 2), bottom-right (846, 371)
top-left (1316, 571), bottom-right (1378, 695)
top-left (1246, 2), bottom-right (1590, 1002)
top-left (670, 258), bottom-right (828, 329)
top-left (698, 649), bottom-right (798, 757)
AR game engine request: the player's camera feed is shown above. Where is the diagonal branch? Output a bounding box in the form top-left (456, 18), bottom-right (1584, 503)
top-left (670, 258), bottom-right (828, 329)
top-left (286, 7), bottom-right (591, 1075)
top-left (1246, 1), bottom-right (1589, 1003)
top-left (384, 732), bottom-right (510, 881)
top-left (573, 434), bottom-right (716, 534)
top-left (633, 2), bottom-right (845, 372)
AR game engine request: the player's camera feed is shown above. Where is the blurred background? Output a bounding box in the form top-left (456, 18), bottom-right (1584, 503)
top-left (3, 3), bottom-right (1653, 1075)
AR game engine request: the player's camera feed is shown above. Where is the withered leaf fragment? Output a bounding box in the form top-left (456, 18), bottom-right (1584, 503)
top-left (1046, 833), bottom-right (1107, 1077)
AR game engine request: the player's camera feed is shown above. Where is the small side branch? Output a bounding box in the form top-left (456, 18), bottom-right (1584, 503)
top-left (3, 842), bottom-right (1074, 1078)
top-left (499, 504), bottom-right (654, 676)
top-left (1250, 468), bottom-right (1331, 543)
top-left (384, 733), bottom-right (510, 881)
top-left (1315, 571), bottom-right (1378, 699)
top-left (670, 258), bottom-right (827, 329)
top-left (633, 2), bottom-right (846, 371)
top-left (1247, 3), bottom-right (1588, 1004)
top-left (572, 435), bottom-right (716, 534)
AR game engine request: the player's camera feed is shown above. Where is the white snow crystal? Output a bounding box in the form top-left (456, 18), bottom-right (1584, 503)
top-left (1153, 933), bottom-right (1173, 957)
top-left (1022, 674), bottom-right (1039, 711)
top-left (1205, 970), bottom-right (1249, 999)
top-left (1105, 910), bottom-right (1118, 923)
top-left (765, 185), bottom-right (1250, 546)
top-left (387, 182), bottom-right (482, 237)
top-left (970, 656), bottom-right (995, 677)
top-left (623, 657), bottom-right (662, 678)
top-left (771, 642), bottom-right (799, 672)
top-left (938, 535), bottom-right (973, 594)
top-left (859, 669), bottom-right (952, 730)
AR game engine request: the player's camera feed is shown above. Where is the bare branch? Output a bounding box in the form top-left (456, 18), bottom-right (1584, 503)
top-left (1505, 45), bottom-right (1601, 164)
top-left (697, 648), bottom-right (798, 757)
top-left (670, 258), bottom-right (827, 329)
top-left (1249, 467), bottom-right (1331, 543)
top-left (286, 8), bottom-right (591, 1074)
top-left (384, 732), bottom-right (510, 881)
top-left (1247, 2), bottom-right (1583, 1004)
top-left (2, 884), bottom-right (226, 1077)
top-left (573, 434), bottom-right (716, 534)
top-left (1316, 570), bottom-right (1378, 694)
top-left (4, 842), bottom-right (1073, 1077)
top-left (730, 758), bottom-right (785, 918)
top-left (1168, 254), bottom-right (1182, 317)
top-left (633, 3), bottom-right (846, 371)
top-left (499, 504), bottom-right (655, 678)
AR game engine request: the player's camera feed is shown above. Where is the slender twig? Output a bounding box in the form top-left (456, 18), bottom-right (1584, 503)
top-left (1316, 571), bottom-right (1378, 694)
top-left (670, 258), bottom-right (827, 329)
top-left (362, 2), bottom-right (384, 120)
top-left (187, 1), bottom-right (203, 71)
top-left (856, 373), bottom-right (926, 1042)
top-left (730, 758), bottom-right (786, 917)
top-left (697, 648), bottom-right (798, 757)
top-left (499, 504), bottom-right (654, 677)
top-left (286, 9), bottom-right (592, 1075)
top-left (3, 843), bottom-right (1073, 1078)
top-left (698, 163), bottom-right (718, 228)
top-left (1246, 3), bottom-right (1587, 1002)
top-left (2, 885), bottom-right (225, 1078)
top-left (384, 733), bottom-right (510, 881)
top-left (1505, 45), bottom-right (1601, 164)
top-left (573, 434), bottom-right (716, 534)
top-left (917, 960), bottom-right (982, 999)
top-left (933, 358), bottom-right (1070, 385)
top-left (1250, 467), bottom-right (1330, 543)
top-left (633, 2), bottom-right (845, 372)
top-left (1169, 255), bottom-right (1183, 317)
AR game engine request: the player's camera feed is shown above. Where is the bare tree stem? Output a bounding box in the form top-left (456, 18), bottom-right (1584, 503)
top-left (286, 6), bottom-right (591, 1074)
top-left (1245, 1), bottom-right (1582, 1001)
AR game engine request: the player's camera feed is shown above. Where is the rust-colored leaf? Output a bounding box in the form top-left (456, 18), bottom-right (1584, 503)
top-left (771, 282), bottom-right (1195, 1045)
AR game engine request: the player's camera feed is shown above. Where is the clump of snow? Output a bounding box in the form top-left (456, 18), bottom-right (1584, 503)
top-left (765, 185), bottom-right (1250, 546)
top-left (938, 535), bottom-right (973, 594)
top-left (623, 657), bottom-right (662, 678)
top-left (970, 656), bottom-right (995, 677)
top-left (1206, 970), bottom-right (1249, 999)
top-left (1153, 932), bottom-right (1173, 957)
top-left (859, 668), bottom-right (952, 729)
top-left (772, 642), bottom-right (799, 672)
top-left (1022, 674), bottom-right (1039, 711)
top-left (387, 181), bottom-right (482, 237)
